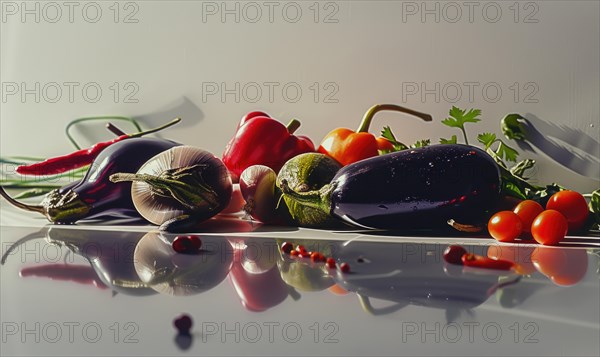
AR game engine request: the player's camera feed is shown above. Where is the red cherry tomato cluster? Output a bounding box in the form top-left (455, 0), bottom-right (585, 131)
top-left (280, 242), bottom-right (349, 273)
top-left (487, 191), bottom-right (588, 246)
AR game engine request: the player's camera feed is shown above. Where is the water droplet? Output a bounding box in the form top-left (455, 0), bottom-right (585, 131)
top-left (591, 123), bottom-right (595, 128)
top-left (425, 180), bottom-right (431, 186)
top-left (378, 204), bottom-right (388, 210)
top-left (428, 162), bottom-right (434, 168)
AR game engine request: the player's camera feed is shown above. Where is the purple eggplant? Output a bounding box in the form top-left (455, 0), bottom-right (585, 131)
top-left (0, 138), bottom-right (179, 223)
top-left (279, 144), bottom-right (501, 230)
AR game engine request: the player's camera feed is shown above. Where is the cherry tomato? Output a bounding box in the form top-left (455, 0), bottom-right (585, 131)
top-left (531, 247), bottom-right (588, 286)
top-left (546, 191), bottom-right (589, 232)
top-left (488, 211), bottom-right (523, 242)
top-left (531, 210), bottom-right (568, 245)
top-left (513, 200), bottom-right (544, 233)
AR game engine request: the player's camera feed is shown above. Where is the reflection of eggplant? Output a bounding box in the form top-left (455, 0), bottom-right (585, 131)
top-left (229, 240), bottom-right (290, 311)
top-left (0, 138), bottom-right (179, 223)
top-left (134, 232), bottom-right (233, 296)
top-left (332, 241), bottom-right (502, 318)
top-left (1, 227), bottom-right (155, 296)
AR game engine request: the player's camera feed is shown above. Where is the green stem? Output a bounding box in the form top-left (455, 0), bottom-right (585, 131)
top-left (357, 104), bottom-right (433, 133)
top-left (128, 118), bottom-right (181, 138)
top-left (461, 127), bottom-right (469, 145)
top-left (279, 179), bottom-right (333, 215)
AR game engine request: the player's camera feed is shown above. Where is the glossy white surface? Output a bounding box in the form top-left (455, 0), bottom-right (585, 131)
top-left (1, 201), bottom-right (599, 356)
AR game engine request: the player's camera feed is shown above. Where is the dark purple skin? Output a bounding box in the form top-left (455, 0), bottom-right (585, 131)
top-left (54, 138), bottom-right (179, 222)
top-left (328, 145), bottom-right (501, 229)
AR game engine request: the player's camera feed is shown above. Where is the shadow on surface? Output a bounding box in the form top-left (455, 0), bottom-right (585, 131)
top-left (519, 113), bottom-right (600, 178)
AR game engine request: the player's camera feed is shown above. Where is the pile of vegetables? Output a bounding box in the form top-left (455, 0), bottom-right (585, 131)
top-left (1, 105), bottom-right (598, 245)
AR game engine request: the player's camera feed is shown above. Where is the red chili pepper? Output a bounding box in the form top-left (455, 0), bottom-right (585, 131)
top-left (461, 253), bottom-right (514, 271)
top-left (16, 118), bottom-right (181, 176)
top-left (222, 112), bottom-right (315, 182)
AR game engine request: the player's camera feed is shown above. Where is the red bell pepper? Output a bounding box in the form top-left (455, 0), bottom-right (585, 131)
top-left (222, 112), bottom-right (315, 182)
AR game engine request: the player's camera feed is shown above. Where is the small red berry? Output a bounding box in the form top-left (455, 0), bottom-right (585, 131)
top-left (172, 236), bottom-right (193, 254)
top-left (311, 252), bottom-right (325, 262)
top-left (189, 235), bottom-right (202, 250)
top-left (340, 262), bottom-right (350, 273)
top-left (174, 314), bottom-right (193, 335)
top-left (173, 236), bottom-right (201, 254)
top-left (296, 245), bottom-right (307, 254)
top-left (289, 250), bottom-right (299, 257)
top-left (326, 257), bottom-right (336, 269)
top-left (281, 242), bottom-right (294, 254)
top-left (443, 245), bottom-right (467, 265)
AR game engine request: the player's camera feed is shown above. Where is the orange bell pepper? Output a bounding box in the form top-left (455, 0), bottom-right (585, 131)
top-left (317, 104), bottom-right (432, 166)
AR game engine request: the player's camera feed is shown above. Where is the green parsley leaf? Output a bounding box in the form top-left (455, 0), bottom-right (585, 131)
top-left (439, 135), bottom-right (457, 144)
top-left (496, 141), bottom-right (519, 162)
top-left (380, 126), bottom-right (408, 151)
top-left (510, 159), bottom-right (536, 179)
top-left (501, 114), bottom-right (528, 141)
top-left (441, 106), bottom-right (481, 144)
top-left (477, 132), bottom-right (497, 149)
top-left (411, 139), bottom-right (431, 148)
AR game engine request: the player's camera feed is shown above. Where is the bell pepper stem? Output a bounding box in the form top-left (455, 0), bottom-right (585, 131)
top-left (357, 104), bottom-right (433, 133)
top-left (286, 119), bottom-right (301, 134)
top-left (279, 179), bottom-right (333, 215)
top-left (128, 117), bottom-right (182, 138)
top-left (0, 186), bottom-right (45, 214)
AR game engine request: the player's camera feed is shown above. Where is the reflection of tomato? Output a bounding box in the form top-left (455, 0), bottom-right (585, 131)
top-left (531, 247), bottom-right (588, 286)
top-left (487, 245), bottom-right (536, 275)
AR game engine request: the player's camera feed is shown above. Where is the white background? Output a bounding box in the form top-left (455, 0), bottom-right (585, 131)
top-left (1, 0), bottom-right (599, 191)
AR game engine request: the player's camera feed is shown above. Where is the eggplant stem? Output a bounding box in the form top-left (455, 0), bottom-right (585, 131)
top-left (0, 186), bottom-right (45, 215)
top-left (357, 104), bottom-right (433, 133)
top-left (279, 179), bottom-right (333, 214)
